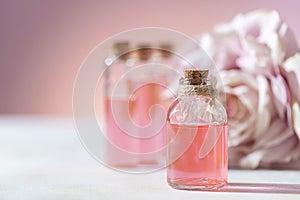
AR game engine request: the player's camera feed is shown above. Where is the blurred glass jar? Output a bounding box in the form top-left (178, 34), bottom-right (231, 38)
top-left (103, 41), bottom-right (176, 169)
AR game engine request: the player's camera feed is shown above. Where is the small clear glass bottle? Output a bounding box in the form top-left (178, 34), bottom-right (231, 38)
top-left (167, 69), bottom-right (228, 190)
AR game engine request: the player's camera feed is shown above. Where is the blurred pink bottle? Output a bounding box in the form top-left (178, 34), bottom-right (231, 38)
top-left (104, 42), bottom-right (138, 167)
top-left (105, 97), bottom-right (139, 167)
top-left (104, 43), bottom-right (175, 168)
top-left (131, 83), bottom-right (166, 165)
top-left (128, 45), bottom-right (174, 166)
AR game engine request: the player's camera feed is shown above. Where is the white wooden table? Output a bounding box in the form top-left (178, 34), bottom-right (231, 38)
top-left (0, 116), bottom-right (300, 199)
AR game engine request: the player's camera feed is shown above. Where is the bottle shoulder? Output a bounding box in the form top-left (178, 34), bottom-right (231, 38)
top-left (167, 95), bottom-right (227, 125)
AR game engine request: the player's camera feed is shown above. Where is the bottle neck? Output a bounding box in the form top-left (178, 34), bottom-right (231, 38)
top-left (178, 79), bottom-right (216, 98)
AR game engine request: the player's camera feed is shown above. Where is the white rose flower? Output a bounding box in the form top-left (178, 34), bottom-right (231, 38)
top-left (196, 9), bottom-right (300, 168)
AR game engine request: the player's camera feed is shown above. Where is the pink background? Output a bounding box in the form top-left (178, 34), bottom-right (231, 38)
top-left (1, 0), bottom-right (299, 116)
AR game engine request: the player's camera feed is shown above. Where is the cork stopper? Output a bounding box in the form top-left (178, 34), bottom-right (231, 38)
top-left (112, 41), bottom-right (131, 60)
top-left (159, 43), bottom-right (173, 58)
top-left (183, 69), bottom-right (209, 85)
top-left (135, 44), bottom-right (153, 60)
top-left (179, 69), bottom-right (216, 97)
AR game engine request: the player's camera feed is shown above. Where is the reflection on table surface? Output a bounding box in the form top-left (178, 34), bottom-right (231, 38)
top-left (218, 182), bottom-right (300, 194)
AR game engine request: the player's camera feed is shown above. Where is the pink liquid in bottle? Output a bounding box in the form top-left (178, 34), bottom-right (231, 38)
top-left (105, 97), bottom-right (139, 168)
top-left (166, 68), bottom-right (228, 190)
top-left (131, 83), bottom-right (168, 165)
top-left (167, 123), bottom-right (228, 190)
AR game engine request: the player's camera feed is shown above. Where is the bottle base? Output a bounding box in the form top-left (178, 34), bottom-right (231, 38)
top-left (168, 178), bottom-right (227, 191)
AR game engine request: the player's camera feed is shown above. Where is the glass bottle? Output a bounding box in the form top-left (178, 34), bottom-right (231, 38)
top-left (104, 41), bottom-right (139, 168)
top-left (166, 69), bottom-right (228, 190)
top-left (127, 44), bottom-right (166, 166)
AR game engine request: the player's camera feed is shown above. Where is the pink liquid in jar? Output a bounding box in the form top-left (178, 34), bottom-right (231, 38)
top-left (167, 123), bottom-right (228, 190)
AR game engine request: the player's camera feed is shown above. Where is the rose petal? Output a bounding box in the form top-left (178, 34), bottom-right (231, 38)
top-left (229, 117), bottom-right (256, 146)
top-left (220, 70), bottom-right (257, 89)
top-left (279, 23), bottom-right (300, 59)
top-left (292, 102), bottom-right (300, 140)
top-left (236, 37), bottom-right (274, 75)
top-left (240, 150), bottom-right (264, 169)
top-left (255, 75), bottom-right (272, 137)
top-left (261, 135), bottom-right (298, 163)
top-left (262, 32), bottom-right (285, 65)
top-left (281, 53), bottom-right (300, 103)
top-left (270, 75), bottom-right (290, 119)
top-left (221, 70), bottom-right (259, 146)
top-left (199, 28), bottom-right (241, 70)
top-left (232, 10), bottom-right (281, 39)
top-left (253, 119), bottom-right (286, 149)
top-left (240, 134), bottom-right (297, 168)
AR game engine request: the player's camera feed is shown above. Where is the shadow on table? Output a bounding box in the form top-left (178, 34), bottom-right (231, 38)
top-left (218, 183), bottom-right (300, 194)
